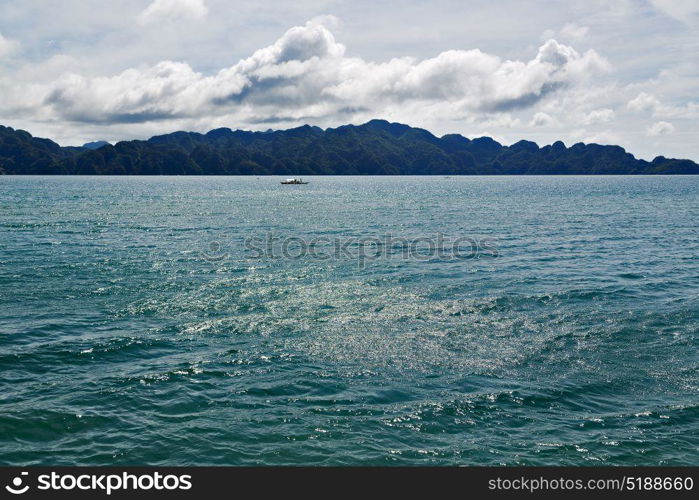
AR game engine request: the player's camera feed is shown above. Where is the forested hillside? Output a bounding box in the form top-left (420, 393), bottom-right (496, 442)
top-left (1, 121), bottom-right (697, 175)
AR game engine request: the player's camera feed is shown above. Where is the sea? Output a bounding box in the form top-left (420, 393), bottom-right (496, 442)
top-left (0, 175), bottom-right (697, 465)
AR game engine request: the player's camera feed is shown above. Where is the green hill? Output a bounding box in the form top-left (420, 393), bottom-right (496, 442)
top-left (1, 121), bottom-right (697, 175)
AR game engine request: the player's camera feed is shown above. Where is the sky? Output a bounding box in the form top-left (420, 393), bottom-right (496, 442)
top-left (0, 0), bottom-right (697, 160)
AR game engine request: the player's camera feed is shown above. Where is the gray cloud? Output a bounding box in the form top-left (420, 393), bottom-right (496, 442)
top-left (486, 82), bottom-right (567, 112)
top-left (19, 19), bottom-right (610, 130)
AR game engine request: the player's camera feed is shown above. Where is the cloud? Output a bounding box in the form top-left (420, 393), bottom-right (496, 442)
top-left (530, 111), bottom-right (555, 126)
top-left (627, 92), bottom-right (660, 112)
top-left (0, 32), bottom-right (19, 58)
top-left (542, 23), bottom-right (589, 43)
top-left (138, 0), bottom-right (208, 25)
top-left (15, 19), bottom-right (609, 130)
top-left (559, 23), bottom-right (589, 40)
top-left (477, 114), bottom-right (520, 128)
top-left (582, 108), bottom-right (614, 124)
top-left (627, 91), bottom-right (698, 118)
top-left (650, 0), bottom-right (699, 25)
top-left (582, 129), bottom-right (621, 145)
top-left (647, 120), bottom-right (675, 136)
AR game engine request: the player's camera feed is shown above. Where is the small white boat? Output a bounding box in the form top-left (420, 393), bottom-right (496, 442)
top-left (281, 178), bottom-right (309, 185)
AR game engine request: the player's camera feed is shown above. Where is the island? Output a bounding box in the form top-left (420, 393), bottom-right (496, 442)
top-left (1, 120), bottom-right (697, 175)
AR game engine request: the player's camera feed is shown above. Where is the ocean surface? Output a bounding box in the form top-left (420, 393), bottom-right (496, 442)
top-left (1, 175), bottom-right (697, 466)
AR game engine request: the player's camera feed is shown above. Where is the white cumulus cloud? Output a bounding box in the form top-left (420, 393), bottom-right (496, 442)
top-left (138, 0), bottom-right (208, 25)
top-left (647, 121), bottom-right (675, 136)
top-left (529, 111), bottom-right (555, 126)
top-left (627, 91), bottom-right (698, 118)
top-left (582, 108), bottom-right (614, 125)
top-left (627, 92), bottom-right (661, 112)
top-left (16, 19), bottom-right (609, 129)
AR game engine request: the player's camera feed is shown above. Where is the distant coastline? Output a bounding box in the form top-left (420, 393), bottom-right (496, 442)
top-left (1, 120), bottom-right (697, 175)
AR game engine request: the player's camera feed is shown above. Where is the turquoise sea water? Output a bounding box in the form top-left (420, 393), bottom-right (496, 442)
top-left (1, 175), bottom-right (698, 465)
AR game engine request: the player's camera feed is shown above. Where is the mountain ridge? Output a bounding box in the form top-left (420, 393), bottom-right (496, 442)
top-left (1, 120), bottom-right (697, 175)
